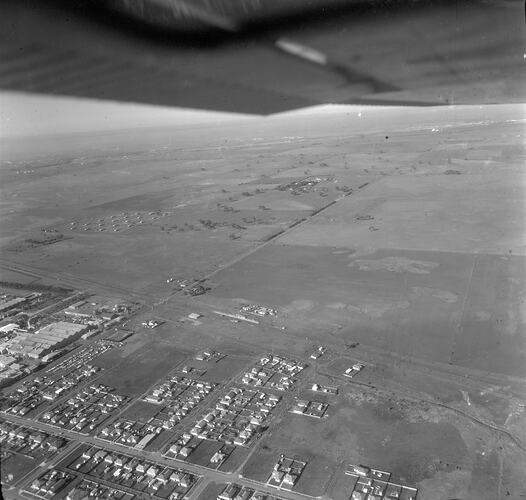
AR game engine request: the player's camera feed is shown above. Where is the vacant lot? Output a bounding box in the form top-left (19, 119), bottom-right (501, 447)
top-left (96, 341), bottom-right (185, 396)
top-left (210, 244), bottom-right (526, 377)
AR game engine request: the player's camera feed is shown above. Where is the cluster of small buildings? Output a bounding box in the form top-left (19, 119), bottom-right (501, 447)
top-left (241, 354), bottom-right (306, 391)
top-left (63, 210), bottom-right (174, 233)
top-left (0, 420), bottom-right (68, 460)
top-left (0, 351), bottom-right (27, 384)
top-left (195, 349), bottom-right (224, 362)
top-left (142, 376), bottom-right (216, 428)
top-left (67, 446), bottom-right (199, 499)
top-left (164, 432), bottom-right (197, 460)
top-left (344, 363), bottom-right (365, 378)
top-left (98, 419), bottom-right (163, 450)
top-left (0, 322), bottom-right (21, 344)
top-left (310, 345), bottom-right (326, 359)
top-left (165, 433), bottom-right (236, 468)
top-left (188, 387), bottom-right (280, 447)
top-left (218, 483), bottom-right (280, 500)
top-left (167, 278), bottom-right (190, 289)
top-left (276, 176), bottom-right (324, 195)
top-left (40, 383), bottom-right (128, 434)
top-left (289, 399), bottom-right (328, 418)
top-left (63, 297), bottom-right (132, 325)
top-left (0, 292), bottom-right (39, 318)
top-left (66, 479), bottom-right (133, 500)
top-left (184, 284), bottom-right (209, 297)
top-left (346, 464), bottom-right (418, 500)
top-left (180, 365), bottom-right (206, 376)
top-left (0, 291), bottom-right (56, 330)
top-left (27, 469), bottom-right (75, 499)
top-left (3, 364), bottom-right (100, 417)
top-left (267, 455), bottom-right (306, 491)
top-left (258, 354), bottom-right (306, 377)
top-left (239, 304), bottom-right (277, 317)
top-left (311, 383), bottom-right (338, 395)
top-left (142, 319), bottom-right (163, 329)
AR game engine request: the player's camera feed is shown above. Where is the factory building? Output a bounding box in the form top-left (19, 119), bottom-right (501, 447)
top-left (13, 321), bottom-right (88, 359)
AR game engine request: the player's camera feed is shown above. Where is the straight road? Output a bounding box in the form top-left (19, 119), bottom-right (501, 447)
top-left (2, 412), bottom-right (314, 500)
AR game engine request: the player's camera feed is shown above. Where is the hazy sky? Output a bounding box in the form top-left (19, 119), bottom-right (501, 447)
top-left (1, 90), bottom-right (523, 142)
top-left (0, 91), bottom-right (255, 138)
top-left (0, 90), bottom-right (376, 140)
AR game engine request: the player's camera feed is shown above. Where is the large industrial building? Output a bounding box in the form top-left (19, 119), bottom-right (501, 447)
top-left (13, 321), bottom-right (89, 359)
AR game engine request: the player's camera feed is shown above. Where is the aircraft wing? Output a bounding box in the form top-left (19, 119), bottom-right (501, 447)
top-left (0, 0), bottom-right (524, 115)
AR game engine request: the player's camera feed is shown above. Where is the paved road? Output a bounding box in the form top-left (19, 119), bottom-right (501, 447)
top-left (1, 348), bottom-right (317, 499)
top-left (2, 411), bottom-right (316, 500)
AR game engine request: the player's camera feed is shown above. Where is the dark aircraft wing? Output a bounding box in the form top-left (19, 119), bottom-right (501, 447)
top-left (0, 0), bottom-right (524, 115)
